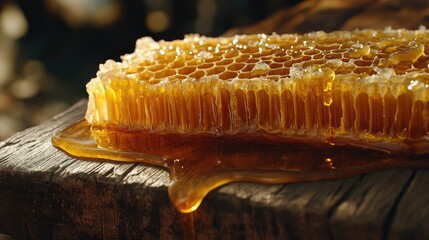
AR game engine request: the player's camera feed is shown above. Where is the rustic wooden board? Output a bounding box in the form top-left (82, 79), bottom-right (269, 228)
top-left (0, 100), bottom-right (428, 240)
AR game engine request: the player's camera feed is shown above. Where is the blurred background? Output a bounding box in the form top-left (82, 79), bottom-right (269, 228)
top-left (1, 0), bottom-right (428, 140)
top-left (0, 0), bottom-right (299, 140)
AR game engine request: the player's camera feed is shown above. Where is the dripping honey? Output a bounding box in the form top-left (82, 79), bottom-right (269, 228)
top-left (52, 120), bottom-right (429, 213)
top-left (53, 29), bottom-right (429, 213)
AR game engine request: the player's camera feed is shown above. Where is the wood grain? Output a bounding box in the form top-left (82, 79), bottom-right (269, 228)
top-left (0, 100), bottom-right (428, 239)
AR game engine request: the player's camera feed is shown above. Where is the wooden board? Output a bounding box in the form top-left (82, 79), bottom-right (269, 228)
top-left (0, 100), bottom-right (428, 240)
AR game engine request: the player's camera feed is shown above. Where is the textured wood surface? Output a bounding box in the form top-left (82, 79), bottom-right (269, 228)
top-left (0, 100), bottom-right (428, 239)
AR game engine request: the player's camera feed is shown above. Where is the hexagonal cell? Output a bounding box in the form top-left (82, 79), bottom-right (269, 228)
top-left (155, 69), bottom-right (176, 79)
top-left (332, 48), bottom-right (347, 53)
top-left (301, 55), bottom-right (312, 61)
top-left (216, 58), bottom-right (234, 66)
top-left (354, 60), bottom-right (372, 67)
top-left (246, 58), bottom-right (259, 64)
top-left (204, 55), bottom-right (223, 63)
top-left (261, 56), bottom-right (274, 62)
top-left (283, 60), bottom-right (293, 67)
top-left (227, 63), bottom-right (245, 71)
top-left (303, 49), bottom-right (321, 56)
top-left (178, 66), bottom-right (197, 75)
top-left (250, 53), bottom-right (262, 59)
top-left (189, 70), bottom-right (206, 79)
top-left (235, 54), bottom-right (251, 62)
top-left (198, 63), bottom-right (214, 69)
top-left (219, 71), bottom-right (238, 80)
top-left (417, 55), bottom-right (429, 62)
top-left (268, 63), bottom-right (283, 69)
top-left (275, 51), bottom-right (287, 57)
top-left (169, 60), bottom-right (185, 68)
top-left (273, 56), bottom-right (291, 62)
top-left (242, 63), bottom-right (256, 72)
top-left (206, 66), bottom-right (226, 75)
top-left (325, 53), bottom-right (343, 59)
top-left (413, 61), bottom-right (429, 69)
top-left (148, 64), bottom-right (164, 72)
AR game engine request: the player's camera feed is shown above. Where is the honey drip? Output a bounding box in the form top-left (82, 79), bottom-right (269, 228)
top-left (54, 28), bottom-right (429, 213)
top-left (52, 120), bottom-right (429, 213)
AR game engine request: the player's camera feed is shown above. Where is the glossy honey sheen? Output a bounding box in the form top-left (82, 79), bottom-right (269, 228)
top-left (52, 120), bottom-right (429, 213)
top-left (54, 29), bottom-right (429, 213)
top-left (86, 29), bottom-right (429, 154)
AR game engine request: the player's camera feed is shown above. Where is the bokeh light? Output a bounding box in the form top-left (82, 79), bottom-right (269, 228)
top-left (146, 11), bottom-right (170, 33)
top-left (9, 78), bottom-right (39, 100)
top-left (0, 3), bottom-right (28, 39)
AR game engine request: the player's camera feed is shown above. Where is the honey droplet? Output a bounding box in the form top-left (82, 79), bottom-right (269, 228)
top-left (389, 44), bottom-right (424, 65)
top-left (346, 44), bottom-right (371, 58)
top-left (321, 67), bottom-right (335, 106)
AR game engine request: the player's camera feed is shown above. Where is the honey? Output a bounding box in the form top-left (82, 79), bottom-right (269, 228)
top-left (85, 28), bottom-right (429, 154)
top-left (52, 28), bottom-right (429, 213)
top-left (52, 120), bottom-right (429, 213)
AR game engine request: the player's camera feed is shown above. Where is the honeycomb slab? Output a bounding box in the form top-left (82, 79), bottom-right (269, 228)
top-left (86, 28), bottom-right (429, 154)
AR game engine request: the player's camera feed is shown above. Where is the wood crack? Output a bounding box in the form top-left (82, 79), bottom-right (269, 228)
top-left (0, 140), bottom-right (19, 149)
top-left (49, 159), bottom-right (76, 182)
top-left (381, 170), bottom-right (417, 240)
top-left (326, 175), bottom-right (363, 239)
top-left (116, 163), bottom-right (139, 183)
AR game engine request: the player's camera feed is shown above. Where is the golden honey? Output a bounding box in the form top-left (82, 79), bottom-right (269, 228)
top-left (52, 120), bottom-right (429, 213)
top-left (86, 28), bottom-right (429, 154)
top-left (53, 28), bottom-right (429, 213)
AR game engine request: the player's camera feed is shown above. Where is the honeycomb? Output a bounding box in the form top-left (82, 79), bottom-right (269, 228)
top-left (86, 28), bottom-right (429, 154)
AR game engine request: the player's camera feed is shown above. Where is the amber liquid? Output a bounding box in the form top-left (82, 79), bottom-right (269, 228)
top-left (52, 120), bottom-right (429, 213)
